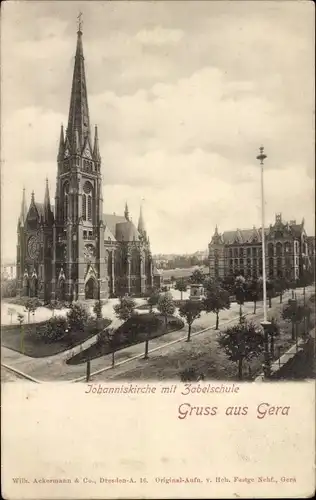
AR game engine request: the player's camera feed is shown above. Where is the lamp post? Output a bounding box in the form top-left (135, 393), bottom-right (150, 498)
top-left (256, 146), bottom-right (271, 378)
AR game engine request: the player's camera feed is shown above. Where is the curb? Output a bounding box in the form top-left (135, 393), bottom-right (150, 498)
top-left (1, 363), bottom-right (41, 383)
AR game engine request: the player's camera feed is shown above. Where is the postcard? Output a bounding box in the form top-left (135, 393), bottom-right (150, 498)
top-left (1, 1), bottom-right (315, 498)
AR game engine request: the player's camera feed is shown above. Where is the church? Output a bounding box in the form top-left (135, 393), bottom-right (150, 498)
top-left (16, 26), bottom-right (162, 302)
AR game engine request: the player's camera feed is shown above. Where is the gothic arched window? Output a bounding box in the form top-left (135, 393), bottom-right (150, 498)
top-left (268, 243), bottom-right (274, 257)
top-left (88, 196), bottom-right (92, 221)
top-left (63, 182), bottom-right (69, 220)
top-left (276, 242), bottom-right (283, 257)
top-left (82, 195), bottom-right (87, 221)
top-left (82, 181), bottom-right (93, 222)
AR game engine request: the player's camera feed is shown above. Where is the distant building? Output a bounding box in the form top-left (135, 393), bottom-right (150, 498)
top-left (1, 263), bottom-right (16, 281)
top-left (208, 214), bottom-right (314, 281)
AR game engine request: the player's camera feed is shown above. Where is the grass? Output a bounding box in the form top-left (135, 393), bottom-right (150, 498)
top-left (66, 313), bottom-right (184, 365)
top-left (1, 317), bottom-right (111, 358)
top-left (109, 297), bottom-right (315, 381)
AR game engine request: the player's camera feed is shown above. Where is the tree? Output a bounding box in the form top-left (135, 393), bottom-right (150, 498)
top-left (234, 275), bottom-right (246, 323)
top-left (274, 278), bottom-right (286, 304)
top-left (143, 315), bottom-right (160, 359)
top-left (190, 268), bottom-right (205, 284)
top-left (180, 368), bottom-right (205, 381)
top-left (170, 275), bottom-right (176, 287)
top-left (282, 300), bottom-right (304, 340)
top-left (218, 321), bottom-right (264, 380)
top-left (67, 302), bottom-right (89, 333)
top-left (175, 280), bottom-right (187, 301)
top-left (157, 292), bottom-right (176, 330)
top-left (113, 296), bottom-right (136, 322)
top-left (39, 316), bottom-right (68, 343)
top-left (24, 297), bottom-right (41, 323)
top-left (105, 327), bottom-right (118, 367)
top-left (1, 278), bottom-right (17, 298)
top-left (179, 300), bottom-right (203, 341)
top-left (17, 313), bottom-right (25, 353)
top-left (248, 279), bottom-right (261, 314)
top-left (302, 305), bottom-right (312, 333)
top-left (93, 300), bottom-right (103, 320)
top-left (7, 307), bottom-right (16, 324)
top-left (266, 279), bottom-right (275, 308)
top-left (49, 299), bottom-right (59, 317)
top-left (202, 280), bottom-right (230, 329)
top-left (147, 290), bottom-right (160, 313)
top-left (221, 275), bottom-right (235, 295)
top-left (268, 317), bottom-right (280, 358)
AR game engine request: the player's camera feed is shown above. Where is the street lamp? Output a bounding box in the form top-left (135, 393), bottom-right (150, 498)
top-left (256, 146), bottom-right (271, 378)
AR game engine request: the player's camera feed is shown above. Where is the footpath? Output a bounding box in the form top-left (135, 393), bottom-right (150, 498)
top-left (1, 288), bottom-right (311, 383)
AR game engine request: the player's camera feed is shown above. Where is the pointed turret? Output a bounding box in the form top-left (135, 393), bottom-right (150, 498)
top-left (93, 125), bottom-right (101, 161)
top-left (67, 26), bottom-right (91, 151)
top-left (44, 178), bottom-right (53, 224)
top-left (57, 124), bottom-right (64, 160)
top-left (44, 178), bottom-right (51, 208)
top-left (211, 224), bottom-right (222, 245)
top-left (124, 202), bottom-right (130, 221)
top-left (18, 187), bottom-right (28, 227)
top-left (31, 190), bottom-right (35, 204)
top-left (138, 203), bottom-right (147, 238)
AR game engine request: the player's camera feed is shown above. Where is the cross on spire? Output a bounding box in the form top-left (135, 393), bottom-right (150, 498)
top-left (77, 12), bottom-right (83, 32)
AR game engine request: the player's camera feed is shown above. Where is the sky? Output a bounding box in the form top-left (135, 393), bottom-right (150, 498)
top-left (1, 1), bottom-right (315, 260)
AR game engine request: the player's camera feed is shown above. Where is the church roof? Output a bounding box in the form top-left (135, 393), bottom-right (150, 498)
top-left (102, 213), bottom-right (141, 242)
top-left (103, 213), bottom-right (127, 235)
top-left (115, 221), bottom-right (140, 242)
top-left (103, 225), bottom-right (116, 242)
top-left (34, 202), bottom-right (45, 219)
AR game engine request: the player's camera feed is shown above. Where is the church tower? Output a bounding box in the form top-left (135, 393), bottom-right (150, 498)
top-left (53, 24), bottom-right (106, 301)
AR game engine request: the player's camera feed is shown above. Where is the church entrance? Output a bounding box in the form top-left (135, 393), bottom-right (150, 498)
top-left (85, 277), bottom-right (98, 300)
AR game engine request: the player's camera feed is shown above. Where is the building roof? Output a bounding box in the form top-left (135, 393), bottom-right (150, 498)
top-left (102, 213), bottom-right (141, 242)
top-left (221, 228), bottom-right (268, 245)
top-left (102, 213), bottom-right (127, 235)
top-left (290, 224), bottom-right (303, 238)
top-left (115, 221), bottom-right (140, 242)
top-left (34, 202), bottom-right (45, 219)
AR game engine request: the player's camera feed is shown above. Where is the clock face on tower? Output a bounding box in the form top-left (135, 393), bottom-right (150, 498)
top-left (27, 235), bottom-right (40, 260)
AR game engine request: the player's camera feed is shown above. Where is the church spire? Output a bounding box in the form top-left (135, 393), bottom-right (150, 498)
top-left (138, 203), bottom-right (147, 239)
top-left (93, 125), bottom-right (101, 161)
top-left (18, 187), bottom-right (28, 227)
top-left (57, 124), bottom-right (64, 160)
top-left (67, 21), bottom-right (91, 152)
top-left (44, 178), bottom-right (53, 223)
top-left (124, 202), bottom-right (130, 221)
top-left (44, 178), bottom-right (51, 209)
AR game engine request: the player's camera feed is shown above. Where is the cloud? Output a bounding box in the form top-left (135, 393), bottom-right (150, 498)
top-left (1, 2), bottom-right (314, 259)
top-left (135, 26), bottom-right (184, 46)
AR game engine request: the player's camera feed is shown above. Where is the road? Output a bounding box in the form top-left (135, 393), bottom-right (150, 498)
top-left (1, 286), bottom-right (313, 382)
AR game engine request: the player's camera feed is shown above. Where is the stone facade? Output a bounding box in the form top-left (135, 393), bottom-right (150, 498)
top-left (209, 214), bottom-right (314, 281)
top-left (16, 29), bottom-right (162, 302)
